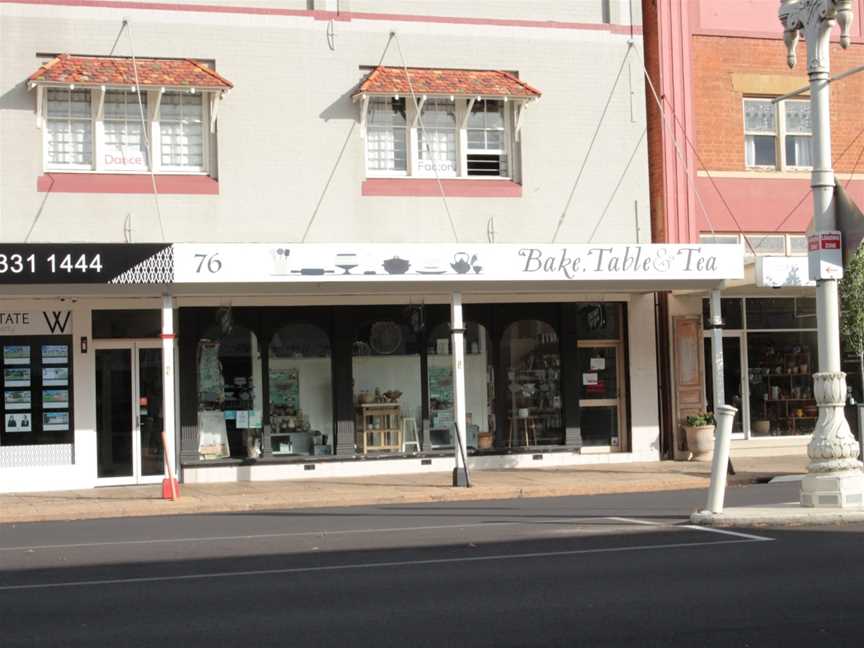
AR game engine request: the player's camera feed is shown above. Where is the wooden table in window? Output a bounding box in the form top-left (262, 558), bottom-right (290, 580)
top-left (356, 403), bottom-right (402, 454)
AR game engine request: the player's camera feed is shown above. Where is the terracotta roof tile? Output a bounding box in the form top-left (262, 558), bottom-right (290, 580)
top-left (355, 66), bottom-right (540, 99)
top-left (28, 54), bottom-right (233, 90)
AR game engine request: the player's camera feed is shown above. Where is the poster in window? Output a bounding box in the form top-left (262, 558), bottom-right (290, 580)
top-left (41, 344), bottom-right (69, 364)
top-left (269, 368), bottom-right (299, 411)
top-left (590, 357), bottom-right (606, 371)
top-left (42, 411), bottom-right (69, 431)
top-left (5, 390), bottom-right (31, 410)
top-left (3, 345), bottom-right (30, 365)
top-left (42, 367), bottom-right (69, 386)
top-left (4, 367), bottom-right (31, 387)
top-left (5, 412), bottom-right (32, 433)
top-left (42, 389), bottom-right (69, 409)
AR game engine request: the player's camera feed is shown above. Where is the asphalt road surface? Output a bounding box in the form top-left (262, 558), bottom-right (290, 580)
top-left (1, 482), bottom-right (863, 647)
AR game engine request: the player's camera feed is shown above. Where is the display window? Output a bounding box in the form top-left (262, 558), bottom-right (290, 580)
top-left (500, 320), bottom-right (562, 447)
top-left (0, 336), bottom-right (73, 447)
top-left (426, 322), bottom-right (493, 450)
top-left (196, 319), bottom-right (263, 460)
top-left (352, 319), bottom-right (421, 455)
top-left (702, 297), bottom-right (818, 438)
top-left (268, 323), bottom-right (333, 457)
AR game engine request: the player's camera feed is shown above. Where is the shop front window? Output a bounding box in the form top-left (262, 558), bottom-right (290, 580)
top-left (268, 324), bottom-right (333, 457)
top-left (426, 322), bottom-right (493, 450)
top-left (748, 331), bottom-right (818, 436)
top-left (1, 337), bottom-right (74, 449)
top-left (500, 320), bottom-right (562, 447)
top-left (352, 320), bottom-right (421, 454)
top-left (197, 322), bottom-right (263, 460)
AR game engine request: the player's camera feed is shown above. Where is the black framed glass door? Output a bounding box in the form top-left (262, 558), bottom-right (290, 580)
top-left (96, 344), bottom-right (164, 482)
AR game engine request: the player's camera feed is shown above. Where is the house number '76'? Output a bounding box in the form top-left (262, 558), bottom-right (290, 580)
top-left (194, 254), bottom-right (223, 274)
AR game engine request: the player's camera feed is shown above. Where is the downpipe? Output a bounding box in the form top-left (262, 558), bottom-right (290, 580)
top-left (704, 404), bottom-right (737, 514)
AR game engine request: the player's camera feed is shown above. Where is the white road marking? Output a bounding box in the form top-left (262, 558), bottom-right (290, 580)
top-left (681, 525), bottom-right (775, 542)
top-left (769, 475), bottom-right (804, 484)
top-left (605, 517), bottom-right (664, 526)
top-left (0, 537), bottom-right (766, 592)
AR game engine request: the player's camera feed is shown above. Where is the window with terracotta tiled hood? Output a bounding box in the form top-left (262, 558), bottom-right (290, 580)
top-left (354, 66), bottom-right (540, 197)
top-left (28, 54), bottom-right (232, 186)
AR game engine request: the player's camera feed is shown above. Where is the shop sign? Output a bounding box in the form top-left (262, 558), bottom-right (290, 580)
top-left (172, 243), bottom-right (744, 284)
top-left (0, 243), bottom-right (744, 286)
top-left (756, 256), bottom-right (815, 288)
top-left (0, 310), bottom-right (71, 336)
top-left (807, 231), bottom-right (843, 281)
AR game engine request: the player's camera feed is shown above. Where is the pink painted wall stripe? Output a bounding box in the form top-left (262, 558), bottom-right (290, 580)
top-left (37, 173), bottom-right (219, 195)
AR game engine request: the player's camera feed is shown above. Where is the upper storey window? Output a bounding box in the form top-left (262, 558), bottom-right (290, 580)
top-left (744, 97), bottom-right (812, 170)
top-left (356, 67), bottom-right (540, 181)
top-left (29, 54), bottom-right (232, 175)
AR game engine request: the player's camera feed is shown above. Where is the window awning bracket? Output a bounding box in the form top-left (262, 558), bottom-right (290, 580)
top-left (359, 94), bottom-right (369, 140)
top-left (460, 97), bottom-right (476, 129)
top-left (515, 101), bottom-right (529, 142)
top-left (35, 85), bottom-right (43, 129)
top-left (411, 95), bottom-right (427, 128)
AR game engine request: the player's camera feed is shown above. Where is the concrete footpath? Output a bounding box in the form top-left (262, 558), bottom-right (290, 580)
top-left (0, 455), bottom-right (808, 524)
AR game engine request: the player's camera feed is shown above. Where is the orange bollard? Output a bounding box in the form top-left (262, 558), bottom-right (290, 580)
top-left (161, 430), bottom-right (180, 500)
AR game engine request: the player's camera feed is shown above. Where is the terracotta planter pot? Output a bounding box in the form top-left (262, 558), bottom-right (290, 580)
top-left (685, 425), bottom-right (715, 461)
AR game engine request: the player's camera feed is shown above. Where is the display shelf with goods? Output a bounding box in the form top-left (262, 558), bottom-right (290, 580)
top-left (355, 402), bottom-right (402, 454)
top-left (505, 341), bottom-right (563, 446)
top-left (749, 348), bottom-right (816, 436)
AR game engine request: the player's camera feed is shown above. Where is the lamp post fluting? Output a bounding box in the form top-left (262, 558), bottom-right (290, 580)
top-left (779, 0), bottom-right (864, 508)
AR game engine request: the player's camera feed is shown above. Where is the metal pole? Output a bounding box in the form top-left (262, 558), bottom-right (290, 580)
top-left (450, 291), bottom-right (469, 487)
top-left (705, 290), bottom-right (731, 512)
top-left (161, 294), bottom-right (179, 498)
top-left (780, 0), bottom-right (864, 508)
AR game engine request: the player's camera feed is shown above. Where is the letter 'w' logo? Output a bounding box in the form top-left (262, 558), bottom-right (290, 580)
top-left (43, 311), bottom-right (71, 334)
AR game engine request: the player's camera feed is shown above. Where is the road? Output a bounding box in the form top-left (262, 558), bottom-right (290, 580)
top-left (1, 482), bottom-right (862, 647)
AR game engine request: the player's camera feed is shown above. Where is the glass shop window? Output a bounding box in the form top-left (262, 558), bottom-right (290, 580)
top-left (747, 330), bottom-right (818, 437)
top-left (745, 297), bottom-right (816, 329)
top-left (268, 323), bottom-right (333, 457)
top-left (500, 320), bottom-right (562, 447)
top-left (352, 320), bottom-right (421, 455)
top-left (426, 322), bottom-right (493, 450)
top-left (1, 336), bottom-right (74, 448)
top-left (701, 298), bottom-right (744, 330)
top-left (197, 323), bottom-right (263, 460)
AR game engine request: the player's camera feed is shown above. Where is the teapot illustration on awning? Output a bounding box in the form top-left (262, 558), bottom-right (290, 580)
top-left (450, 252), bottom-right (477, 274)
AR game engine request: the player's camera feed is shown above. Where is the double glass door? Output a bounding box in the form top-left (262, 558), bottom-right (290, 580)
top-left (95, 342), bottom-right (164, 483)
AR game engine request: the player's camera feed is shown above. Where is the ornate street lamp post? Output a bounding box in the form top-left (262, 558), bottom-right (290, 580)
top-left (780, 0), bottom-right (864, 507)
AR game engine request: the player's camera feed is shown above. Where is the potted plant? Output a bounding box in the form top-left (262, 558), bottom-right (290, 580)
top-left (684, 411), bottom-right (715, 461)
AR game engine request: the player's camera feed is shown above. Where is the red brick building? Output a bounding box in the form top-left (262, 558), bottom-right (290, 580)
top-left (644, 0), bottom-right (864, 457)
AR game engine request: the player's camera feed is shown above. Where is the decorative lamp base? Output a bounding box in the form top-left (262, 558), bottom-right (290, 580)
top-left (801, 471), bottom-right (864, 508)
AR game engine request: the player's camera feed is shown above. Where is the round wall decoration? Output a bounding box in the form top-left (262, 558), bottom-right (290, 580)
top-left (369, 321), bottom-right (402, 354)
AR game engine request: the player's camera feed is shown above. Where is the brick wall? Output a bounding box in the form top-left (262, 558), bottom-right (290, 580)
top-left (693, 35), bottom-right (864, 173)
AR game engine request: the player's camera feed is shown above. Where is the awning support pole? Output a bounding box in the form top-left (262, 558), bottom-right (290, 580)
top-left (451, 291), bottom-right (469, 487)
top-left (161, 294), bottom-right (179, 500)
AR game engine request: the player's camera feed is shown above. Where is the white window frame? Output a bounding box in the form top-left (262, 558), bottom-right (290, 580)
top-left (41, 86), bottom-right (212, 175)
top-left (363, 97), bottom-right (409, 178)
top-left (743, 97), bottom-right (812, 171)
top-left (362, 96), bottom-right (517, 181)
top-left (42, 87), bottom-right (95, 172)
